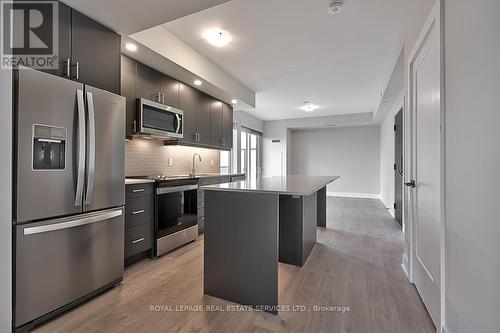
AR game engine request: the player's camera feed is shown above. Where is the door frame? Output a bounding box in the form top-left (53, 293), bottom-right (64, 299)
top-left (404, 1), bottom-right (446, 331)
top-left (394, 107), bottom-right (404, 228)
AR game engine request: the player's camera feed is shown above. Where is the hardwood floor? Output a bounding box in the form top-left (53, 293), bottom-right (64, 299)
top-left (33, 197), bottom-right (435, 333)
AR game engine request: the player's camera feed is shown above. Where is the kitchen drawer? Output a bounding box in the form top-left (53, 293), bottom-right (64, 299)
top-left (126, 183), bottom-right (154, 199)
top-left (125, 196), bottom-right (153, 228)
top-left (125, 223), bottom-right (152, 258)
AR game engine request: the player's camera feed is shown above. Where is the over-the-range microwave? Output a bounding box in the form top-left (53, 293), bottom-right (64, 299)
top-left (137, 98), bottom-right (184, 139)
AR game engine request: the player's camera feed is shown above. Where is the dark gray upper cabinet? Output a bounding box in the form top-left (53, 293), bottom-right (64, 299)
top-left (179, 83), bottom-right (197, 144)
top-left (12, 2), bottom-right (120, 94)
top-left (136, 62), bottom-right (162, 102)
top-left (136, 63), bottom-right (179, 108)
top-left (35, 2), bottom-right (71, 78)
top-left (121, 57), bottom-right (233, 149)
top-left (161, 76), bottom-right (180, 108)
top-left (71, 10), bottom-right (120, 94)
top-left (121, 55), bottom-right (137, 139)
top-left (210, 99), bottom-right (223, 147)
top-left (196, 92), bottom-right (213, 146)
top-left (222, 103), bottom-right (233, 149)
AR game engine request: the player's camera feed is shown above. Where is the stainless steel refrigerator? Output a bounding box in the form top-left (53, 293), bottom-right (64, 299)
top-left (13, 67), bottom-right (126, 330)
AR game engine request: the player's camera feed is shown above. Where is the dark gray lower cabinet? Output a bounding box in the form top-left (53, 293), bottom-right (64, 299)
top-left (125, 183), bottom-right (154, 266)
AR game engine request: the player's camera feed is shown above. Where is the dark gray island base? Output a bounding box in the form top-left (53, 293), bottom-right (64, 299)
top-left (202, 175), bottom-right (339, 314)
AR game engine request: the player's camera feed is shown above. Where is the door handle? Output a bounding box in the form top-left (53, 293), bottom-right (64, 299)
top-left (404, 180), bottom-right (416, 188)
top-left (75, 89), bottom-right (86, 207)
top-left (24, 209), bottom-right (122, 235)
top-left (85, 91), bottom-right (96, 205)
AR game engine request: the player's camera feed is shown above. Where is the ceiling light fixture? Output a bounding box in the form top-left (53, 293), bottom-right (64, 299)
top-left (301, 101), bottom-right (319, 112)
top-left (204, 29), bottom-right (232, 47)
top-left (231, 99), bottom-right (238, 105)
top-left (194, 79), bottom-right (202, 86)
top-left (328, 0), bottom-right (344, 15)
top-left (125, 43), bottom-right (138, 52)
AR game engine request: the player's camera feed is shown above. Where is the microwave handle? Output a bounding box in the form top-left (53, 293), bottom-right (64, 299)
top-left (175, 114), bottom-right (181, 134)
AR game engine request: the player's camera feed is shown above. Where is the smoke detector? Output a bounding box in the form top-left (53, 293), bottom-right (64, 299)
top-left (328, 0), bottom-right (344, 15)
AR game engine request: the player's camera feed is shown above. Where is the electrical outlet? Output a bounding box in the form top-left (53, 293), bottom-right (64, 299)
top-left (168, 158), bottom-right (173, 167)
top-left (210, 159), bottom-right (214, 167)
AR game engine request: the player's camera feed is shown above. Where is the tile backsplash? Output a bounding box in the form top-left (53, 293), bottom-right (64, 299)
top-left (125, 138), bottom-right (221, 177)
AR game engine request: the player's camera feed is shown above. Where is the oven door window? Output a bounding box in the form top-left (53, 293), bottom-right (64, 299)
top-left (157, 190), bottom-right (197, 238)
top-left (143, 104), bottom-right (176, 133)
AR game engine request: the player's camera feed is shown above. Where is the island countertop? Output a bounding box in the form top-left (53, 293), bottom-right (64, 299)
top-left (201, 175), bottom-right (339, 196)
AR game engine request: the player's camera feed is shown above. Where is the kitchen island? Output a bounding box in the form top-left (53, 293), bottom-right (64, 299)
top-left (201, 175), bottom-right (339, 314)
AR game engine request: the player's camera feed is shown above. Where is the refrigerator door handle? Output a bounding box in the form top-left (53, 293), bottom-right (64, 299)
top-left (85, 91), bottom-right (96, 205)
top-left (23, 209), bottom-right (123, 235)
top-left (75, 89), bottom-right (86, 207)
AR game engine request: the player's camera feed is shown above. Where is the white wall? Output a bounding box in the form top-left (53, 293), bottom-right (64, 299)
top-left (444, 1), bottom-right (500, 332)
top-left (290, 126), bottom-right (381, 197)
top-left (263, 112), bottom-right (374, 177)
top-left (0, 70), bottom-right (12, 330)
top-left (379, 91), bottom-right (404, 216)
top-left (234, 110), bottom-right (263, 133)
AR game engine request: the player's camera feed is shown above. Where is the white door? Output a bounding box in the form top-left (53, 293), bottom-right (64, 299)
top-left (409, 11), bottom-right (441, 327)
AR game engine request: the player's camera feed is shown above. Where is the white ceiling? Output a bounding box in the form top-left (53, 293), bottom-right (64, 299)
top-left (163, 0), bottom-right (405, 121)
top-left (61, 0), bottom-right (231, 34)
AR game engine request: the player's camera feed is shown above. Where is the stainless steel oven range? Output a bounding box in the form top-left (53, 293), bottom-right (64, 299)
top-left (153, 177), bottom-right (199, 256)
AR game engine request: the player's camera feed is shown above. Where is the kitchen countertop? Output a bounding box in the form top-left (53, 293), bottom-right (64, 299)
top-left (125, 178), bottom-right (156, 185)
top-left (201, 175), bottom-right (339, 196)
top-left (125, 173), bottom-right (246, 185)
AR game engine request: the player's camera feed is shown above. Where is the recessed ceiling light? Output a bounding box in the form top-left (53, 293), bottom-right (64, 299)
top-left (204, 29), bottom-right (232, 47)
top-left (231, 99), bottom-right (238, 105)
top-left (125, 43), bottom-right (137, 52)
top-left (301, 102), bottom-right (319, 112)
top-left (194, 79), bottom-right (202, 86)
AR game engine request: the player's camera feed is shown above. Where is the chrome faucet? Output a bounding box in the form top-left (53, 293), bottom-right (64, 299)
top-left (191, 153), bottom-right (201, 177)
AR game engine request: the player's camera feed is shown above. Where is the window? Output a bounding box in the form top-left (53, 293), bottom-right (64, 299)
top-left (240, 128), bottom-right (262, 179)
top-left (220, 150), bottom-right (230, 174)
top-left (240, 130), bottom-right (247, 174)
top-left (220, 122), bottom-right (238, 173)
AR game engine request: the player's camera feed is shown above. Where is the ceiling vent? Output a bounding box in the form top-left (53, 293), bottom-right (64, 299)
top-left (328, 0), bottom-right (344, 15)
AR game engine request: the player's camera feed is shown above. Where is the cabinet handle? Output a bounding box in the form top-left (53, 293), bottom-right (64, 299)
top-left (162, 93), bottom-right (165, 104)
top-left (132, 189), bottom-right (145, 193)
top-left (133, 120), bottom-right (137, 133)
top-left (65, 58), bottom-right (70, 77)
top-left (132, 210), bottom-right (145, 215)
top-left (75, 61), bottom-right (79, 79)
top-left (132, 238), bottom-right (145, 244)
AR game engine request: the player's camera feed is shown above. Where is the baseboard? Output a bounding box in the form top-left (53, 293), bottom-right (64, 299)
top-left (401, 253), bottom-right (410, 279)
top-left (327, 192), bottom-right (381, 199)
